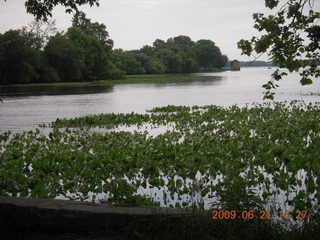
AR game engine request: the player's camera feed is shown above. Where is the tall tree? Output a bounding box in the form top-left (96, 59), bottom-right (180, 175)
top-left (72, 11), bottom-right (113, 49)
top-left (238, 0), bottom-right (320, 99)
top-left (20, 19), bottom-right (57, 50)
top-left (66, 27), bottom-right (114, 80)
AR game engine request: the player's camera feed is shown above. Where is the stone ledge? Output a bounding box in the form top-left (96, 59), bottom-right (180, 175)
top-left (0, 196), bottom-right (188, 215)
top-left (0, 196), bottom-right (190, 235)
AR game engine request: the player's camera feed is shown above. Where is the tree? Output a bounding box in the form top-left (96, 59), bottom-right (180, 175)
top-left (20, 19), bottom-right (57, 50)
top-left (153, 39), bottom-right (166, 48)
top-left (143, 59), bottom-right (166, 74)
top-left (72, 11), bottom-right (113, 49)
top-left (127, 36), bottom-right (226, 74)
top-left (4, 0), bottom-right (100, 21)
top-left (182, 57), bottom-right (199, 73)
top-left (195, 40), bottom-right (224, 70)
top-left (221, 55), bottom-right (229, 68)
top-left (0, 30), bottom-right (42, 84)
top-left (140, 45), bottom-right (154, 55)
top-left (133, 53), bottom-right (165, 74)
top-left (67, 27), bottom-right (110, 80)
top-left (168, 35), bottom-right (195, 50)
top-left (158, 49), bottom-right (183, 73)
top-left (44, 27), bottom-right (119, 81)
top-left (112, 49), bottom-right (145, 75)
top-left (44, 34), bottom-right (83, 82)
top-left (238, 0), bottom-right (320, 99)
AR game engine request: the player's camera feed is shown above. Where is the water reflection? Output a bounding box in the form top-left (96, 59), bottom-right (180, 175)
top-left (0, 84), bottom-right (114, 97)
top-left (151, 76), bottom-right (224, 88)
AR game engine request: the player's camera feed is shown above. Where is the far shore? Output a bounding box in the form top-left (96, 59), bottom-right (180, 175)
top-left (0, 73), bottom-right (219, 88)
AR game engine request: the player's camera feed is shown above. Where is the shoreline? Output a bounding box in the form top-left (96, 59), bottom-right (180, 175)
top-left (0, 73), bottom-right (220, 89)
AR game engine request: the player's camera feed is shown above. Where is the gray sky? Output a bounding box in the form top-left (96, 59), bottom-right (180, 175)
top-left (0, 0), bottom-right (274, 61)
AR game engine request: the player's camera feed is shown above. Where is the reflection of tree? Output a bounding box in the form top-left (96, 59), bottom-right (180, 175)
top-left (0, 85), bottom-right (114, 97)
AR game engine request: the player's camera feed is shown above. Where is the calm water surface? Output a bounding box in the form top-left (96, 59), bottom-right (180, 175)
top-left (0, 67), bottom-right (319, 133)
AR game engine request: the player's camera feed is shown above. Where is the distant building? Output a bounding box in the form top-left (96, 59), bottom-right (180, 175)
top-left (230, 60), bottom-right (240, 71)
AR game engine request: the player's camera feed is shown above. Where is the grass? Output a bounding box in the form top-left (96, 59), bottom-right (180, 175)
top-left (0, 74), bottom-right (216, 88)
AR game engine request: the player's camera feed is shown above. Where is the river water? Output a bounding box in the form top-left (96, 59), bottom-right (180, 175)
top-left (0, 67), bottom-right (319, 133)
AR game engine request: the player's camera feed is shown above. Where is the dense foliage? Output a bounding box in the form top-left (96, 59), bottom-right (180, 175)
top-left (0, 12), bottom-right (227, 84)
top-left (0, 13), bottom-right (123, 84)
top-left (0, 30), bottom-right (43, 84)
top-left (238, 0), bottom-right (320, 99)
top-left (1, 101), bottom-right (319, 227)
top-left (114, 36), bottom-right (228, 75)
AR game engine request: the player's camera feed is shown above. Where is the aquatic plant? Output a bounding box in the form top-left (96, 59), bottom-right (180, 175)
top-left (1, 100), bottom-right (319, 225)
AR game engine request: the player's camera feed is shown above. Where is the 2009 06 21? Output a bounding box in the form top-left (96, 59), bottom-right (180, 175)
top-left (211, 210), bottom-right (307, 220)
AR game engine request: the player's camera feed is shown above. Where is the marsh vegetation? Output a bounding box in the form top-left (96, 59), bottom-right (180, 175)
top-left (1, 100), bottom-right (319, 229)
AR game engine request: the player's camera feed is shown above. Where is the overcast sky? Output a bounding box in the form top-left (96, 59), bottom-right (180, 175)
top-left (0, 0), bottom-right (276, 61)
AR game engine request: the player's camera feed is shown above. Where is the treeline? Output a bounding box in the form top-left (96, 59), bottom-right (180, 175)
top-left (0, 12), bottom-right (122, 85)
top-left (113, 36), bottom-right (228, 75)
top-left (0, 12), bottom-right (228, 85)
top-left (240, 61), bottom-right (274, 67)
